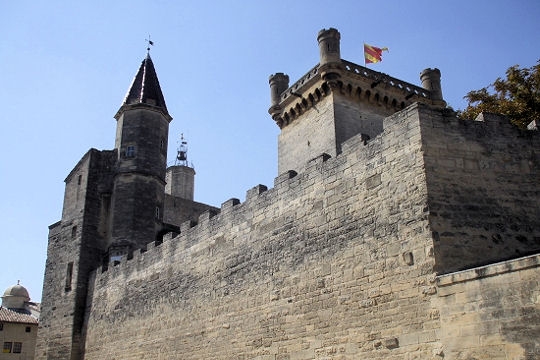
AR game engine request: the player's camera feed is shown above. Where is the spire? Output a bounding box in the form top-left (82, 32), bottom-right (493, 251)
top-left (117, 54), bottom-right (169, 118)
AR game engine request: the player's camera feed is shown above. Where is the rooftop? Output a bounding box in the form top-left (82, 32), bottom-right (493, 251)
top-left (0, 306), bottom-right (38, 325)
top-left (116, 54), bottom-right (169, 118)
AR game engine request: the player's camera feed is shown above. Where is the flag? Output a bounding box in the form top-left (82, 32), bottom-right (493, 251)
top-left (364, 43), bottom-right (389, 64)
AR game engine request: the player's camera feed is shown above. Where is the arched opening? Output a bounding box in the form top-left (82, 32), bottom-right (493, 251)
top-left (308, 93), bottom-right (315, 106)
top-left (290, 108), bottom-right (297, 119)
top-left (315, 89), bottom-right (322, 101)
top-left (321, 83), bottom-right (330, 95)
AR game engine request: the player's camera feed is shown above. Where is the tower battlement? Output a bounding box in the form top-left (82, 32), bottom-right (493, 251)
top-left (271, 60), bottom-right (437, 129)
top-left (269, 28), bottom-right (447, 175)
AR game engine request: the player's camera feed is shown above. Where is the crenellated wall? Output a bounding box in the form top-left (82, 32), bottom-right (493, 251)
top-left (82, 103), bottom-right (438, 359)
top-left (77, 104), bottom-right (540, 359)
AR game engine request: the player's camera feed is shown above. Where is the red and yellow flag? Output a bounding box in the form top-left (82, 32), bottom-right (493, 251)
top-left (364, 43), bottom-right (389, 64)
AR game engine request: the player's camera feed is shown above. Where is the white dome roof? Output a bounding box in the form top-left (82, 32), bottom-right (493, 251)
top-left (3, 284), bottom-right (30, 300)
top-left (2, 283), bottom-right (30, 309)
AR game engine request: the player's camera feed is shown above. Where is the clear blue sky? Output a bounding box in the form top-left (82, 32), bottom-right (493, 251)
top-left (1, 1), bottom-right (538, 302)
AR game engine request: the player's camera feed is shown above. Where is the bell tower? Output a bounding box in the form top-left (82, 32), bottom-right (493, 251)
top-left (165, 134), bottom-right (195, 201)
top-left (108, 53), bottom-right (172, 260)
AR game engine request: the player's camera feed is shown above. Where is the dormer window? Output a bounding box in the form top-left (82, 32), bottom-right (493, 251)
top-left (125, 146), bottom-right (136, 158)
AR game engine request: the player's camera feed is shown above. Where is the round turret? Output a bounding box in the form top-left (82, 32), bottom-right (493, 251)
top-left (2, 282), bottom-right (30, 309)
top-left (317, 28), bottom-right (341, 66)
top-left (109, 54), bottom-right (171, 256)
top-left (269, 73), bottom-right (290, 106)
top-left (420, 68), bottom-right (446, 106)
top-left (165, 165), bottom-right (195, 200)
top-left (165, 134), bottom-right (195, 200)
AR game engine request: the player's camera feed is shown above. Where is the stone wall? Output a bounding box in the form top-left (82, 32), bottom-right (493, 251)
top-left (82, 104), bottom-right (438, 359)
top-left (419, 109), bottom-right (540, 273)
top-left (76, 104), bottom-right (539, 359)
top-left (36, 149), bottom-right (116, 359)
top-left (278, 94), bottom-right (336, 174)
top-left (434, 254), bottom-right (540, 359)
top-left (277, 90), bottom-right (395, 175)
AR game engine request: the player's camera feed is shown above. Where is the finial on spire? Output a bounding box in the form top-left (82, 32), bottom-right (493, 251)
top-left (145, 35), bottom-right (154, 54)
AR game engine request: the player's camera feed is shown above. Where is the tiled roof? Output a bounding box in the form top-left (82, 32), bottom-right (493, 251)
top-left (0, 307), bottom-right (38, 325)
top-left (121, 54), bottom-right (168, 112)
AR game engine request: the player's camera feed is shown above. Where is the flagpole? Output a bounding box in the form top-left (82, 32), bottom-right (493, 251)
top-left (363, 42), bottom-right (365, 66)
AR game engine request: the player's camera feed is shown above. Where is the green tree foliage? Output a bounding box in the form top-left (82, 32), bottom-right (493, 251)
top-left (460, 61), bottom-right (540, 129)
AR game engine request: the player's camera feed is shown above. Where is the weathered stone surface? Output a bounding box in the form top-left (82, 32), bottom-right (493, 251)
top-left (76, 104), bottom-right (539, 360)
top-left (435, 254), bottom-right (540, 359)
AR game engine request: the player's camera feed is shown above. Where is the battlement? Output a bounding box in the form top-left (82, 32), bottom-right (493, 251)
top-left (277, 60), bottom-right (432, 119)
top-left (91, 125), bottom-right (362, 279)
top-left (269, 28), bottom-right (442, 131)
top-left (91, 102), bottom-right (540, 282)
top-left (269, 28), bottom-right (448, 175)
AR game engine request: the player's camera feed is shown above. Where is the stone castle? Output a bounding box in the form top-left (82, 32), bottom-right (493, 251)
top-left (36, 28), bottom-right (540, 359)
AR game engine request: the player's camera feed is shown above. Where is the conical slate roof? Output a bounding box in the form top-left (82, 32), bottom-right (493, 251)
top-left (120, 54), bottom-right (168, 113)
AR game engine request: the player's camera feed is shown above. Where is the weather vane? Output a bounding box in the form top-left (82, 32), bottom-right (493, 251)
top-left (145, 35), bottom-right (154, 53)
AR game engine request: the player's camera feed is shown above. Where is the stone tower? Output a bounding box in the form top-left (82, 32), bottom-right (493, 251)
top-left (269, 27), bottom-right (445, 174)
top-left (165, 136), bottom-right (195, 201)
top-left (108, 54), bottom-right (172, 260)
top-left (36, 146), bottom-right (115, 359)
top-left (36, 54), bottom-right (172, 359)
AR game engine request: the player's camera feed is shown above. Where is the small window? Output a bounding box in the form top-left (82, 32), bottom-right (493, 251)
top-left (3, 342), bottom-right (12, 353)
top-left (125, 146), bottom-right (136, 158)
top-left (77, 174), bottom-right (82, 185)
top-left (65, 262), bottom-right (73, 292)
top-left (13, 342), bottom-right (22, 354)
top-left (71, 226), bottom-right (77, 239)
top-left (0, 322), bottom-right (3, 331)
top-left (25, 326), bottom-right (31, 333)
top-left (155, 206), bottom-right (160, 219)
